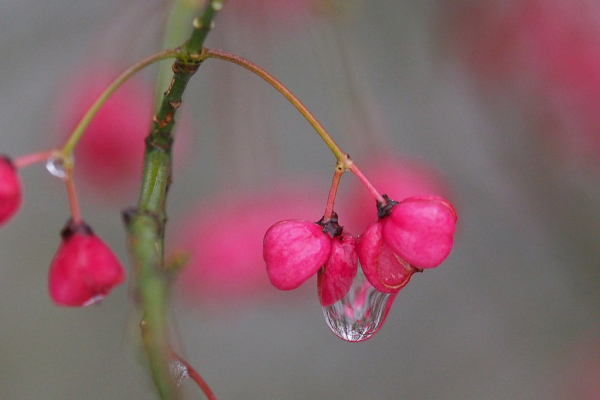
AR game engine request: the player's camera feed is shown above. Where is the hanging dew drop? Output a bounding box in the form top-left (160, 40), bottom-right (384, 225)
top-left (45, 156), bottom-right (67, 179)
top-left (322, 267), bottom-right (396, 342)
top-left (169, 358), bottom-right (189, 386)
top-left (82, 294), bottom-right (105, 307)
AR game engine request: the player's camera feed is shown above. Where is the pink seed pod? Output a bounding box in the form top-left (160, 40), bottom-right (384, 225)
top-left (356, 220), bottom-right (418, 293)
top-left (263, 219), bottom-right (331, 290)
top-left (318, 232), bottom-right (359, 307)
top-left (48, 220), bottom-right (125, 307)
top-left (0, 156), bottom-right (22, 227)
top-left (382, 196), bottom-right (457, 269)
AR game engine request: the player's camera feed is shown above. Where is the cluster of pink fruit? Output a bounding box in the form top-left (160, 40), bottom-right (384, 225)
top-left (0, 37), bottom-right (457, 343)
top-left (0, 156), bottom-right (124, 307)
top-left (263, 193), bottom-right (457, 308)
top-left (171, 155), bottom-right (456, 318)
top-left (0, 70), bottom-right (160, 308)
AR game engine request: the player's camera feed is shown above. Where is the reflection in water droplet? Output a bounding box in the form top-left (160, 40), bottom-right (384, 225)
top-left (322, 268), bottom-right (396, 342)
top-left (82, 294), bottom-right (105, 307)
top-left (169, 358), bottom-right (189, 386)
top-left (45, 157), bottom-right (67, 179)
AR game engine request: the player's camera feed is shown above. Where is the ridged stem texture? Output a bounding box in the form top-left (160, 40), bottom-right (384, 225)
top-left (123, 2), bottom-right (225, 399)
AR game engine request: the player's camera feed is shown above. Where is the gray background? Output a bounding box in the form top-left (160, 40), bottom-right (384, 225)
top-left (1, 0), bottom-right (599, 399)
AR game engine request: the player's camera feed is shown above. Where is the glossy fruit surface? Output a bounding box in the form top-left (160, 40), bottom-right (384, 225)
top-left (264, 219), bottom-right (331, 290)
top-left (383, 196), bottom-right (457, 269)
top-left (318, 232), bottom-right (358, 307)
top-left (356, 220), bottom-right (418, 293)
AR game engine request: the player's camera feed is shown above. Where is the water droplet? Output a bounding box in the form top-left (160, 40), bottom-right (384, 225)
top-left (322, 268), bottom-right (396, 342)
top-left (82, 294), bottom-right (105, 307)
top-left (169, 358), bottom-right (189, 386)
top-left (45, 157), bottom-right (66, 179)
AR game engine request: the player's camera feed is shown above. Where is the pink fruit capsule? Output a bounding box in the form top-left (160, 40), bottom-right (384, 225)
top-left (382, 196), bottom-right (457, 269)
top-left (0, 156), bottom-right (21, 227)
top-left (48, 220), bottom-right (125, 307)
top-left (356, 220), bottom-right (418, 294)
top-left (317, 232), bottom-right (358, 307)
top-left (263, 219), bottom-right (331, 290)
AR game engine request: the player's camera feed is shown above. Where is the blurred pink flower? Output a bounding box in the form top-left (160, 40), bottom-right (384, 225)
top-left (552, 335), bottom-right (600, 400)
top-left (58, 70), bottom-right (153, 196)
top-left (446, 0), bottom-right (600, 163)
top-left (55, 68), bottom-right (189, 201)
top-left (172, 183), bottom-right (324, 303)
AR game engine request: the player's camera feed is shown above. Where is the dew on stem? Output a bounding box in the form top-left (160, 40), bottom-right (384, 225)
top-left (169, 358), bottom-right (190, 387)
top-left (45, 156), bottom-right (67, 179)
top-left (322, 267), bottom-right (396, 342)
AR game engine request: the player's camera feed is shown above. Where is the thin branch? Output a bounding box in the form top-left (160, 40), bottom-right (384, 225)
top-left (171, 352), bottom-right (218, 400)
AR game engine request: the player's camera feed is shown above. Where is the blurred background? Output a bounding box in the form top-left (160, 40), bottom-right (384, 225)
top-left (1, 0), bottom-right (600, 398)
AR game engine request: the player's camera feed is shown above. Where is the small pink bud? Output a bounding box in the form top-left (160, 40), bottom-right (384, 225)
top-left (48, 220), bottom-right (125, 307)
top-left (382, 196), bottom-right (457, 269)
top-left (317, 232), bottom-right (358, 307)
top-left (263, 219), bottom-right (331, 290)
top-left (0, 156), bottom-right (21, 227)
top-left (356, 221), bottom-right (417, 293)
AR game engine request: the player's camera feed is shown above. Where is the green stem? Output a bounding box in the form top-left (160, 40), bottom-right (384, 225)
top-left (184, 0), bottom-right (225, 56)
top-left (127, 211), bottom-right (173, 398)
top-left (155, 0), bottom-right (204, 109)
top-left (61, 48), bottom-right (182, 156)
top-left (124, 2), bottom-right (225, 399)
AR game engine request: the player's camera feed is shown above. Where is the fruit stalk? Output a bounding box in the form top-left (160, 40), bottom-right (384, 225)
top-left (124, 2), bottom-right (224, 399)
